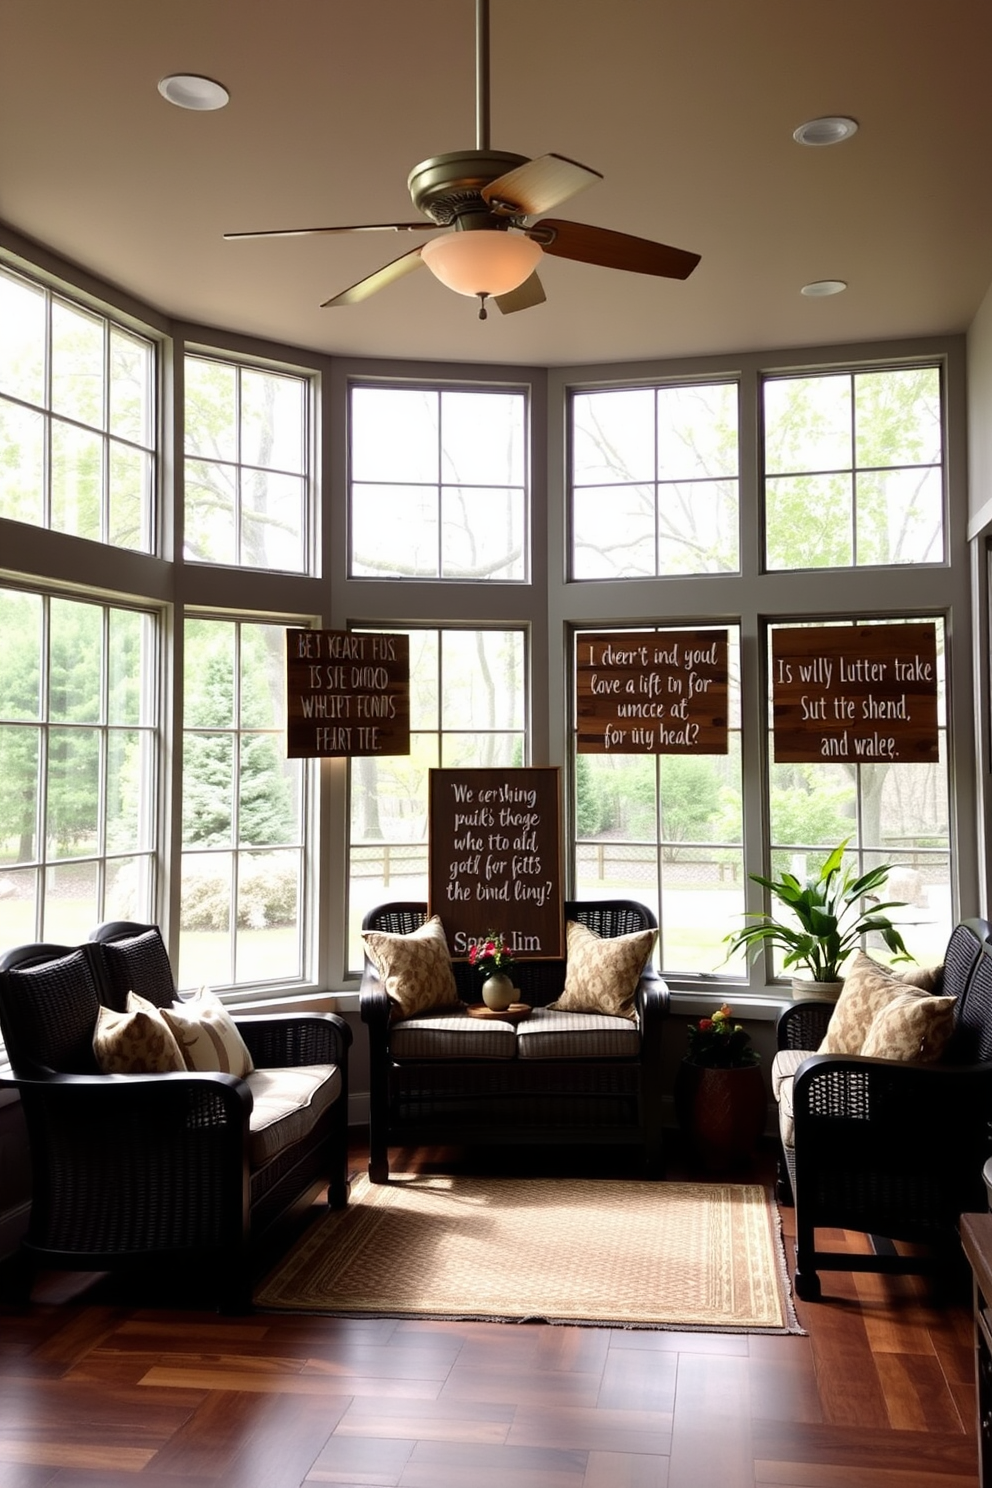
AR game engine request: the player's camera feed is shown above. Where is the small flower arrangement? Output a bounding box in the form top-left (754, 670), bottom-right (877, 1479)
top-left (468, 931), bottom-right (515, 981)
top-left (685, 1004), bottom-right (760, 1068)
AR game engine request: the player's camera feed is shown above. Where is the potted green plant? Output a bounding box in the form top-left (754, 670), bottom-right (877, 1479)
top-left (723, 838), bottom-right (912, 999)
top-left (676, 1004), bottom-right (766, 1170)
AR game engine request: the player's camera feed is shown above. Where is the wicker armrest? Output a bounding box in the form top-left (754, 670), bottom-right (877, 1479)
top-left (2, 1066), bottom-right (252, 1120)
top-left (792, 1052), bottom-right (992, 1131)
top-left (235, 1011), bottom-right (352, 1068)
top-left (636, 969), bottom-right (669, 1058)
top-left (359, 962), bottom-right (391, 1039)
top-left (776, 1000), bottom-right (835, 1051)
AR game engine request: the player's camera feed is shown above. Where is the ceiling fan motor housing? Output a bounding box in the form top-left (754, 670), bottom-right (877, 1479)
top-left (408, 150), bottom-right (530, 226)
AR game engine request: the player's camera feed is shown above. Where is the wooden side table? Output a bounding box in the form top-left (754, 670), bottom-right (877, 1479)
top-left (959, 1212), bottom-right (992, 1487)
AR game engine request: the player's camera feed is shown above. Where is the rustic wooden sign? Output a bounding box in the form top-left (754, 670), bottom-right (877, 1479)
top-left (576, 629), bottom-right (729, 754)
top-left (772, 622), bottom-right (938, 763)
top-left (428, 767), bottom-right (564, 960)
top-left (285, 629), bottom-right (409, 758)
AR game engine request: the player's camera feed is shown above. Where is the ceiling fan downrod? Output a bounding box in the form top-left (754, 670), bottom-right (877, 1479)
top-left (475, 0), bottom-right (490, 152)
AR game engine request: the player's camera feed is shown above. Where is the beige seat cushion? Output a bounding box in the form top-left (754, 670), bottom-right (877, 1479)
top-left (548, 920), bottom-right (657, 1022)
top-left (516, 1006), bottom-right (641, 1060)
top-left (390, 1009), bottom-right (517, 1060)
top-left (93, 992), bottom-right (186, 1074)
top-left (362, 915), bottom-right (460, 1018)
top-left (245, 1064), bottom-right (342, 1168)
top-left (818, 952), bottom-right (942, 1055)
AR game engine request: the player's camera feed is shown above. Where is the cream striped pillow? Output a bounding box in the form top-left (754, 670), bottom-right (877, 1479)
top-left (161, 986), bottom-right (254, 1077)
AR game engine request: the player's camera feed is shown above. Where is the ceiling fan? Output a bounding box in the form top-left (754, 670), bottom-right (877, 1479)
top-left (225, 0), bottom-right (700, 319)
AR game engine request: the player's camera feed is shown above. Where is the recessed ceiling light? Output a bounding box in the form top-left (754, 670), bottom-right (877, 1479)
top-left (793, 116), bottom-right (858, 147)
top-left (158, 74), bottom-right (230, 111)
top-left (801, 280), bottom-right (848, 297)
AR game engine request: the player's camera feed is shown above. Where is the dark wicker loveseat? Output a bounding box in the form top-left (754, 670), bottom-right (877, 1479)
top-left (0, 921), bottom-right (351, 1308)
top-left (772, 917), bottom-right (992, 1301)
top-left (360, 899), bottom-right (668, 1182)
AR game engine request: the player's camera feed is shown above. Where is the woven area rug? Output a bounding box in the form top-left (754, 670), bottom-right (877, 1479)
top-left (255, 1173), bottom-right (802, 1333)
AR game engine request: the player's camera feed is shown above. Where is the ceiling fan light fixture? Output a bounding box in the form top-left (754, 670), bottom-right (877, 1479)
top-left (793, 116), bottom-right (858, 147)
top-left (421, 231), bottom-right (543, 299)
top-left (801, 279), bottom-right (847, 297)
top-left (158, 74), bottom-right (230, 111)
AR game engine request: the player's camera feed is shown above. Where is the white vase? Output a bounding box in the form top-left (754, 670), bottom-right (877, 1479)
top-left (481, 973), bottom-right (515, 1011)
top-left (791, 976), bottom-right (843, 1002)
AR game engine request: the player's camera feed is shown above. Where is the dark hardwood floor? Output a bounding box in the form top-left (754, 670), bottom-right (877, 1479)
top-left (0, 1137), bottom-right (981, 1488)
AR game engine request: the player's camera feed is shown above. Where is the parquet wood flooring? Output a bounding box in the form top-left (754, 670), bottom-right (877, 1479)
top-left (0, 1139), bottom-right (980, 1487)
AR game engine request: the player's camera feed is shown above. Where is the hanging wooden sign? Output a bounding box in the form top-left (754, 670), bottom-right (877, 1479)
top-left (285, 629), bottom-right (410, 758)
top-left (428, 767), bottom-right (564, 959)
top-left (772, 622), bottom-right (938, 763)
top-left (576, 629), bottom-right (729, 754)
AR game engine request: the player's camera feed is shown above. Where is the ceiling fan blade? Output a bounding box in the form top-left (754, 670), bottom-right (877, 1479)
top-left (321, 246), bottom-right (426, 307)
top-left (225, 222), bottom-right (434, 240)
top-left (494, 271), bottom-right (546, 315)
top-left (482, 154), bottom-right (603, 217)
top-left (532, 219), bottom-right (701, 280)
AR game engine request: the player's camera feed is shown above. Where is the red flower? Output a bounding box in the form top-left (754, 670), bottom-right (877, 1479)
top-left (698, 1017), bottom-right (714, 1032)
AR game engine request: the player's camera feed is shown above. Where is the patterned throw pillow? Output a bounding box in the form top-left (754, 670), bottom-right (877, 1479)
top-left (362, 914), bottom-right (460, 1018)
top-left (818, 952), bottom-right (943, 1055)
top-left (93, 991), bottom-right (186, 1074)
top-left (860, 990), bottom-right (957, 1063)
top-left (548, 919), bottom-right (657, 1022)
top-left (161, 986), bottom-right (255, 1077)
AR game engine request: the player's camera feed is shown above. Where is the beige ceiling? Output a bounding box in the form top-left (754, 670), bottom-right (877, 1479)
top-left (2, 0), bottom-right (991, 369)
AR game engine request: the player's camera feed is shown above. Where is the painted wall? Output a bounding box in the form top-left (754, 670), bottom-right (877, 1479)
top-left (969, 276), bottom-right (992, 529)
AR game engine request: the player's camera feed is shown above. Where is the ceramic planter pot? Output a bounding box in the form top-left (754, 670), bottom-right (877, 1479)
top-left (675, 1059), bottom-right (767, 1172)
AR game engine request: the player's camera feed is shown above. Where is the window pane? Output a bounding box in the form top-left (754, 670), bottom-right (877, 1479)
top-left (51, 421), bottom-right (103, 541)
top-left (0, 269), bottom-right (45, 404)
top-left (106, 854), bottom-right (155, 922)
top-left (351, 386), bottom-right (438, 482)
top-left (0, 724), bottom-right (39, 863)
top-left (764, 374), bottom-right (851, 474)
top-left (46, 726), bottom-right (100, 859)
top-left (0, 867), bottom-right (38, 945)
top-left (573, 388), bottom-right (654, 483)
top-left (241, 368), bottom-right (304, 471)
top-left (657, 479), bottom-right (738, 573)
top-left (855, 367), bottom-right (941, 469)
top-left (573, 485), bottom-right (655, 578)
top-left (50, 599), bottom-right (102, 724)
top-left (241, 471), bottom-right (305, 571)
top-left (0, 589), bottom-right (43, 719)
top-left (185, 357), bottom-right (237, 461)
top-left (351, 484), bottom-right (439, 577)
top-left (441, 390), bottom-right (525, 485)
top-left (657, 383), bottom-right (738, 480)
top-left (184, 457), bottom-right (237, 564)
top-left (239, 736), bottom-right (298, 846)
top-left (109, 443), bottom-right (151, 551)
top-left (178, 852), bottom-right (233, 989)
top-left (0, 399), bottom-right (44, 525)
top-left (765, 473), bottom-right (853, 569)
top-left (241, 623), bottom-right (286, 728)
top-left (107, 608), bottom-right (147, 727)
top-left (183, 732), bottom-right (234, 846)
top-left (856, 467), bottom-right (943, 565)
top-left (44, 859), bottom-right (98, 943)
top-left (107, 729), bottom-right (155, 852)
top-left (51, 299), bottom-right (104, 428)
top-left (236, 850), bottom-right (301, 980)
top-left (441, 630), bottom-right (525, 731)
top-left (441, 731), bottom-right (523, 767)
top-left (441, 486), bottom-right (524, 580)
top-left (109, 327), bottom-right (153, 444)
top-left (184, 619), bottom-right (235, 727)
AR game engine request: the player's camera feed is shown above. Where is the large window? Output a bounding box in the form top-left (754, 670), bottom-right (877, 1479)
top-left (764, 366), bottom-right (943, 570)
top-left (570, 381), bottom-right (739, 579)
top-left (184, 354), bottom-right (312, 573)
top-left (349, 384), bottom-right (528, 580)
top-left (0, 266), bottom-right (156, 549)
top-left (348, 625), bottom-right (528, 968)
top-left (572, 625), bottom-right (743, 973)
top-left (0, 588), bottom-right (159, 945)
top-left (179, 617), bottom-right (308, 992)
top-left (766, 618), bottom-right (950, 967)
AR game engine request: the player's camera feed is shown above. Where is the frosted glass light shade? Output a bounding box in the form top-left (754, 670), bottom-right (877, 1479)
top-left (421, 232), bottom-right (543, 298)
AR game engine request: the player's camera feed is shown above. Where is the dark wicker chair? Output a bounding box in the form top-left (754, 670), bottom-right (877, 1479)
top-left (361, 899), bottom-right (668, 1182)
top-left (773, 917), bottom-right (992, 1301)
top-left (0, 924), bottom-right (351, 1308)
